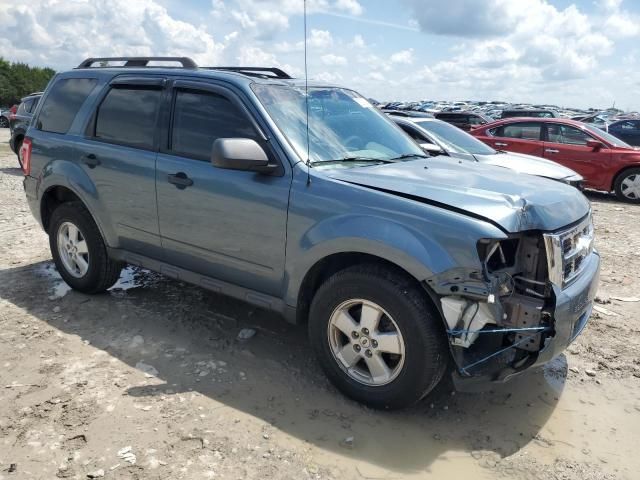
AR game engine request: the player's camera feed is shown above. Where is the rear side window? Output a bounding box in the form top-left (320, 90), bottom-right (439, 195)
top-left (17, 100), bottom-right (31, 114)
top-left (170, 90), bottom-right (259, 160)
top-left (28, 97), bottom-right (40, 113)
top-left (497, 122), bottom-right (542, 140)
top-left (37, 78), bottom-right (97, 134)
top-left (95, 87), bottom-right (162, 150)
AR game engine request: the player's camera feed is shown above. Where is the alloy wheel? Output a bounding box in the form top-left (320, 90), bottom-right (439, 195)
top-left (56, 221), bottom-right (90, 278)
top-left (327, 299), bottom-right (405, 386)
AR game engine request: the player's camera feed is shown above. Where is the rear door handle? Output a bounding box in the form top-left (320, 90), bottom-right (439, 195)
top-left (495, 142), bottom-right (508, 147)
top-left (167, 172), bottom-right (193, 189)
top-left (545, 149), bottom-right (559, 153)
top-left (81, 153), bottom-right (100, 168)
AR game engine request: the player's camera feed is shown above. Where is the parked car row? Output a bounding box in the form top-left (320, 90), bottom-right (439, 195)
top-left (379, 99), bottom-right (640, 146)
top-left (18, 56), bottom-right (600, 409)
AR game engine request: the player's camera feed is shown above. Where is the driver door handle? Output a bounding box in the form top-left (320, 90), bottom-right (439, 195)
top-left (495, 142), bottom-right (508, 147)
top-left (545, 149), bottom-right (559, 153)
top-left (167, 172), bottom-right (193, 189)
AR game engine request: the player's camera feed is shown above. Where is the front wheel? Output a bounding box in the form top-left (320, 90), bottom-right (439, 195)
top-left (0, 116), bottom-right (8, 128)
top-left (49, 202), bottom-right (123, 293)
top-left (614, 168), bottom-right (640, 203)
top-left (308, 265), bottom-right (449, 409)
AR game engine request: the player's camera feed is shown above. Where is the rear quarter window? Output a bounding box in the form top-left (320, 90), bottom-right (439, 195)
top-left (37, 78), bottom-right (98, 134)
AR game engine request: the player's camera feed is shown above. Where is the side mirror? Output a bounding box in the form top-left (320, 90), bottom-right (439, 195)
top-left (211, 138), bottom-right (277, 174)
top-left (586, 139), bottom-right (604, 151)
top-left (420, 142), bottom-right (444, 156)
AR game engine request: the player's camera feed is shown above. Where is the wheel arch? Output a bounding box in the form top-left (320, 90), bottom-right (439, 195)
top-left (611, 163), bottom-right (640, 192)
top-left (293, 251), bottom-right (442, 325)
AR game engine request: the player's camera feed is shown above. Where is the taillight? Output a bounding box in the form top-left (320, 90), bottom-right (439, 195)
top-left (21, 138), bottom-right (32, 176)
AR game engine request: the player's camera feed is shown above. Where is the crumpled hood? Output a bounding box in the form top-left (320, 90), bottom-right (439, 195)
top-left (475, 151), bottom-right (581, 180)
top-left (326, 158), bottom-right (590, 232)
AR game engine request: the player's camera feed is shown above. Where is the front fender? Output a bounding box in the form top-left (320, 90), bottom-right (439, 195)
top-left (38, 160), bottom-right (117, 246)
top-left (285, 214), bottom-right (464, 306)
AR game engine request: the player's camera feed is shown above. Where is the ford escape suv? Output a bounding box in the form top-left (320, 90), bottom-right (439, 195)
top-left (21, 57), bottom-right (600, 409)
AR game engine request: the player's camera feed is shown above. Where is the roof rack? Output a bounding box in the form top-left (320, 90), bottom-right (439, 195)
top-left (204, 67), bottom-right (292, 79)
top-left (77, 57), bottom-right (198, 69)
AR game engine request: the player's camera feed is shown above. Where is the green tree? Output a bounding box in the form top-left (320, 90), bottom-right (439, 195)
top-left (0, 58), bottom-right (56, 107)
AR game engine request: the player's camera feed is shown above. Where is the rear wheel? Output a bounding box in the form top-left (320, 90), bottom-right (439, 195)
top-left (308, 264), bottom-right (448, 409)
top-left (614, 168), bottom-right (640, 203)
top-left (49, 202), bottom-right (123, 293)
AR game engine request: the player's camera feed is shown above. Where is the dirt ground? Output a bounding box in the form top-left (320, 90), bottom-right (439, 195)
top-left (0, 127), bottom-right (638, 480)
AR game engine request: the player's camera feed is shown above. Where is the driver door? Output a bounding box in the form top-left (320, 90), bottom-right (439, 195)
top-left (155, 80), bottom-right (292, 296)
top-left (542, 123), bottom-right (610, 188)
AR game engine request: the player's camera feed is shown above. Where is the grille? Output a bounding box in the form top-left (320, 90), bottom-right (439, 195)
top-left (544, 214), bottom-right (594, 288)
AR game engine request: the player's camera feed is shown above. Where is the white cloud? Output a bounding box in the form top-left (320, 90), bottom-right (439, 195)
top-left (334, 0), bottom-right (363, 16)
top-left (390, 48), bottom-right (414, 64)
top-left (321, 53), bottom-right (347, 66)
top-left (0, 0), bottom-right (225, 68)
top-left (308, 29), bottom-right (333, 49)
top-left (350, 34), bottom-right (366, 48)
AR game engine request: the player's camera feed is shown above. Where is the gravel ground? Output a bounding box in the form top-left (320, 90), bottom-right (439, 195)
top-left (0, 128), bottom-right (638, 479)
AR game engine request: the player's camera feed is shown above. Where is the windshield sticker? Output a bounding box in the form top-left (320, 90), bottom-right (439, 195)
top-left (354, 97), bottom-right (373, 109)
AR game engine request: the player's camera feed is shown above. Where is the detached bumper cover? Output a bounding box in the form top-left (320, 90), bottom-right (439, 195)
top-left (532, 251), bottom-right (600, 367)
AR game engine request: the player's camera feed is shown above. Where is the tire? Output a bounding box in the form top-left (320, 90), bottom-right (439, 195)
top-left (15, 138), bottom-right (23, 169)
top-left (49, 202), bottom-right (123, 293)
top-left (614, 168), bottom-right (640, 203)
top-left (0, 116), bottom-right (8, 128)
top-left (308, 264), bottom-right (449, 409)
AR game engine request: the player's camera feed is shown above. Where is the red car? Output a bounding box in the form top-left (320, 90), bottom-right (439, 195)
top-left (471, 117), bottom-right (640, 202)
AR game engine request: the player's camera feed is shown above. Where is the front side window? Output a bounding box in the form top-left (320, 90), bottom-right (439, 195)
top-left (252, 85), bottom-right (425, 166)
top-left (546, 124), bottom-right (592, 146)
top-left (171, 90), bottom-right (259, 160)
top-left (37, 78), bottom-right (97, 134)
top-left (95, 87), bottom-right (162, 149)
top-left (499, 122), bottom-right (542, 141)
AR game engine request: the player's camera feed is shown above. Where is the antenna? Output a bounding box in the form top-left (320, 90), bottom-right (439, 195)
top-left (304, 0), bottom-right (311, 186)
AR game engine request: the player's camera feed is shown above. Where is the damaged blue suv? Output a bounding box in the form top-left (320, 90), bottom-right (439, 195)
top-left (22, 57), bottom-right (600, 409)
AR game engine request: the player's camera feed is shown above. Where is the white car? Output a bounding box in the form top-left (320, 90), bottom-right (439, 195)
top-left (390, 114), bottom-right (584, 188)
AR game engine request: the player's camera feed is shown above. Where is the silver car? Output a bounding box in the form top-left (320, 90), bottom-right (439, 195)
top-left (391, 114), bottom-right (584, 188)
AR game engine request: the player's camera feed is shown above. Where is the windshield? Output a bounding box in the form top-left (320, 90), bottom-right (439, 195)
top-left (583, 124), bottom-right (632, 148)
top-left (414, 119), bottom-right (497, 155)
top-left (251, 85), bottom-right (425, 166)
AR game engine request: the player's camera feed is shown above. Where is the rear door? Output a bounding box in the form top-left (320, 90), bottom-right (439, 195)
top-left (155, 80), bottom-right (291, 296)
top-left (542, 123), bottom-right (610, 187)
top-left (75, 76), bottom-right (165, 257)
top-left (486, 121), bottom-right (544, 156)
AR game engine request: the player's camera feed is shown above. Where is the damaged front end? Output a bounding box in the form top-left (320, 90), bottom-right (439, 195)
top-left (426, 213), bottom-right (599, 384)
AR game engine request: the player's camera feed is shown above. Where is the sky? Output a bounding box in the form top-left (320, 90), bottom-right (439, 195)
top-left (2, 0), bottom-right (640, 110)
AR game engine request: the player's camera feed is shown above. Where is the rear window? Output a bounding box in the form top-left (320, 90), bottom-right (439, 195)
top-left (37, 78), bottom-right (97, 134)
top-left (94, 87), bottom-right (162, 150)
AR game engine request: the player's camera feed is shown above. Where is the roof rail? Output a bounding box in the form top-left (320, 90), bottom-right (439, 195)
top-left (204, 67), bottom-right (292, 79)
top-left (77, 57), bottom-right (198, 69)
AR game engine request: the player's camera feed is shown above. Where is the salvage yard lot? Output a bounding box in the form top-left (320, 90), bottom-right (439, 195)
top-left (0, 128), bottom-right (638, 479)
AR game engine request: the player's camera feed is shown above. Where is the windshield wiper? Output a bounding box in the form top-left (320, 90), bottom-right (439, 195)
top-left (388, 153), bottom-right (430, 161)
top-left (310, 156), bottom-right (397, 166)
